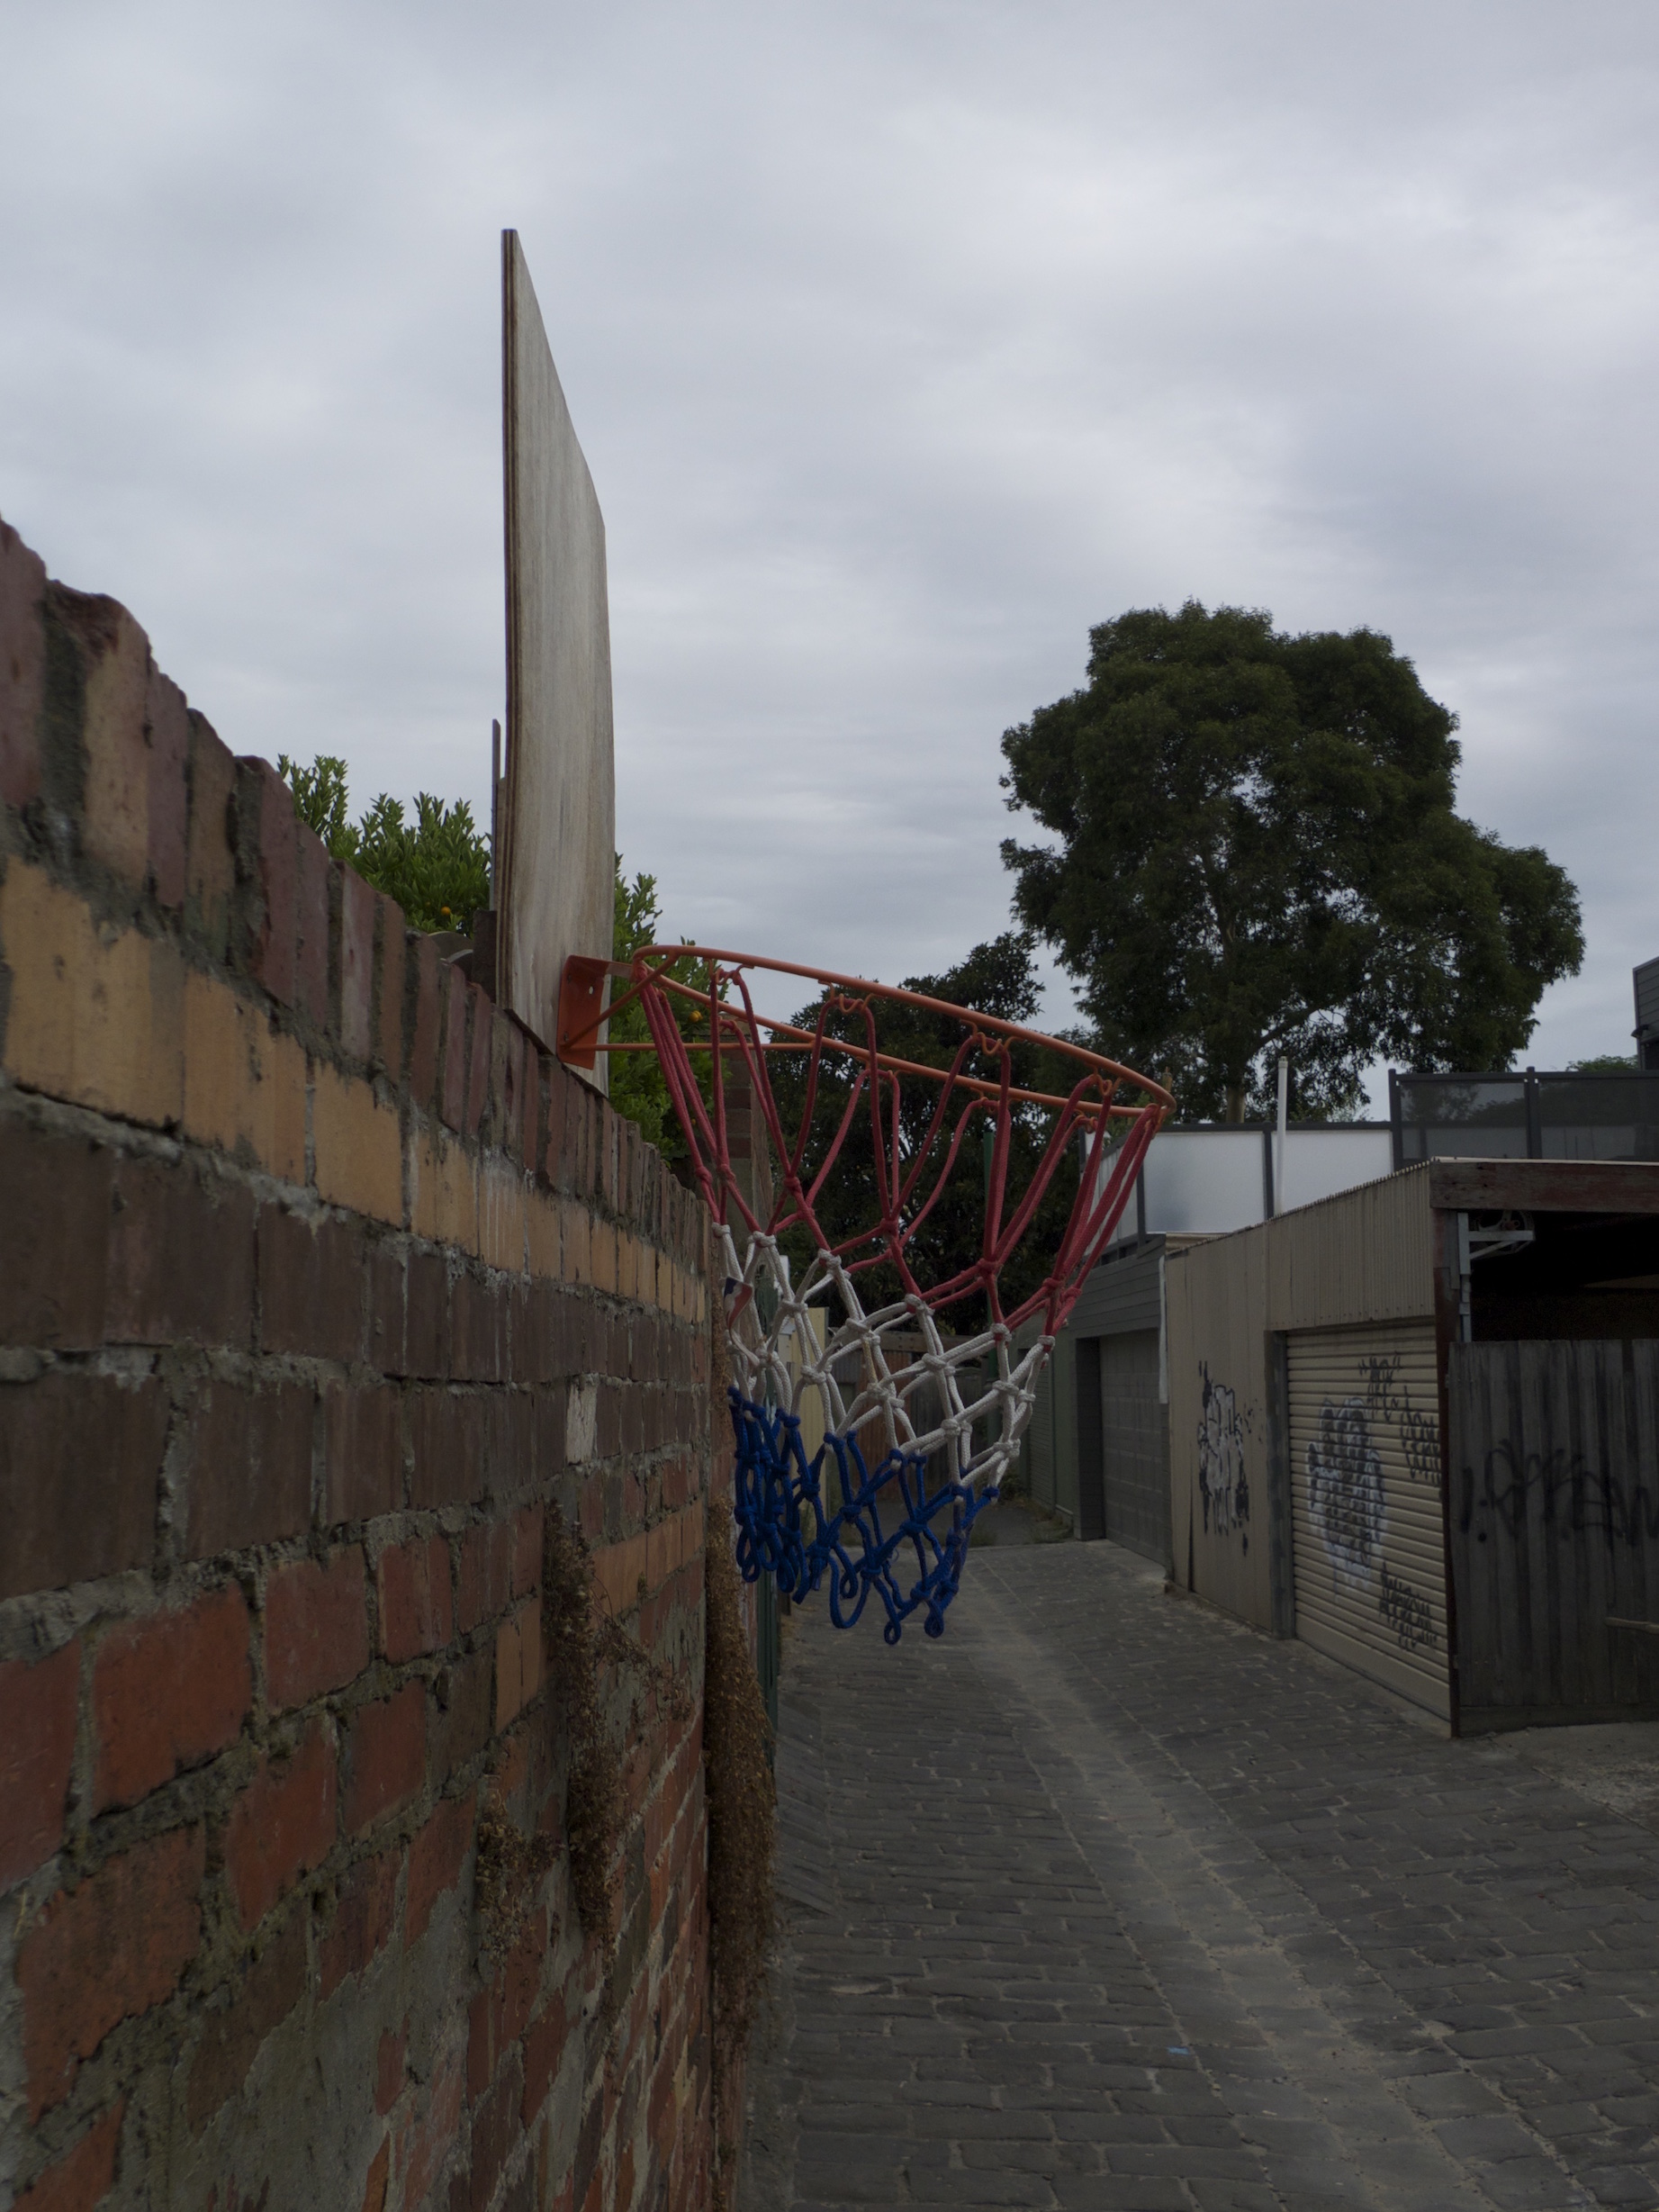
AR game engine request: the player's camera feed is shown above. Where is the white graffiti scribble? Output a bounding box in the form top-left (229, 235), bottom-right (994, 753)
top-left (1197, 1364), bottom-right (1250, 1551)
top-left (1307, 1397), bottom-right (1385, 1586)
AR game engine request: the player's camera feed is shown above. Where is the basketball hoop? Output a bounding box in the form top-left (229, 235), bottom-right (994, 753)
top-left (559, 947), bottom-right (1171, 1640)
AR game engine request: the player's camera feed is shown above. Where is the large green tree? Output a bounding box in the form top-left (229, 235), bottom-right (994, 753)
top-left (999, 602), bottom-right (1584, 1122)
top-left (767, 931), bottom-right (1077, 1323)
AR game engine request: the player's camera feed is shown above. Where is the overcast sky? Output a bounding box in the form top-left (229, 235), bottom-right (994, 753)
top-left (3, 1), bottom-right (1655, 1088)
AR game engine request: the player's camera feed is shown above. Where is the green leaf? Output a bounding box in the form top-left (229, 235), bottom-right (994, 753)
top-left (1000, 601), bottom-right (1584, 1120)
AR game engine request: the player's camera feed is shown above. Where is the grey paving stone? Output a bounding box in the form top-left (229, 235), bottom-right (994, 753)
top-left (741, 1541), bottom-right (1659, 2212)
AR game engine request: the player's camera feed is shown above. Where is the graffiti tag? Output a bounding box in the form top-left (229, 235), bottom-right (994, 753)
top-left (1197, 1364), bottom-right (1250, 1552)
top-left (1307, 1397), bottom-right (1385, 1586)
top-left (1378, 1566), bottom-right (1438, 1653)
top-left (1459, 1443), bottom-right (1659, 1549)
top-left (1357, 1352), bottom-right (1440, 1488)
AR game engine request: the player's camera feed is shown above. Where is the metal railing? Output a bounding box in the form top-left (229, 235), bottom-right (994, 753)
top-left (1389, 1069), bottom-right (1659, 1168)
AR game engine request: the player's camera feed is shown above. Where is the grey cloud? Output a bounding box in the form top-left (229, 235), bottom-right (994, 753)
top-left (2, 0), bottom-right (1655, 1067)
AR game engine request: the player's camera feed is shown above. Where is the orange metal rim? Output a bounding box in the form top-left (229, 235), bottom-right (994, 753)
top-left (558, 945), bottom-right (1176, 1122)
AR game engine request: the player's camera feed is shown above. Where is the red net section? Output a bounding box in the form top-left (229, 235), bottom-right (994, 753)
top-left (563, 945), bottom-right (1170, 1638)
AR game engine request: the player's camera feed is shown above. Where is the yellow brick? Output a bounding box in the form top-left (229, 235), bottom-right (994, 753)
top-left (479, 1159), bottom-right (526, 1273)
top-left (81, 605), bottom-right (151, 888)
top-left (591, 1217), bottom-right (617, 1295)
top-left (182, 970), bottom-right (306, 1182)
top-left (412, 1129), bottom-right (477, 1252)
top-left (526, 1188), bottom-right (561, 1281)
top-left (0, 859), bottom-right (183, 1125)
top-left (312, 1061), bottom-right (402, 1223)
top-left (617, 1230), bottom-right (638, 1303)
top-left (561, 1199), bottom-right (590, 1287)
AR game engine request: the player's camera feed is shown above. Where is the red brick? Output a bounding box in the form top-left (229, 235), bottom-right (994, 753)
top-left (367, 1242), bottom-right (407, 1375)
top-left (0, 1374), bottom-right (165, 1600)
top-left (378, 1534), bottom-right (453, 1662)
top-left (439, 965), bottom-right (469, 1131)
top-left (257, 1204), bottom-right (364, 1359)
top-left (17, 2097), bottom-right (123, 2212)
top-left (92, 1585), bottom-right (250, 1812)
top-left (363, 2134), bottom-right (390, 2212)
top-left (428, 1644), bottom-right (492, 1782)
top-left (466, 2048), bottom-right (523, 2212)
top-left (500, 1025), bottom-right (525, 1164)
top-left (466, 1906), bottom-right (545, 2105)
top-left (343, 1682), bottom-right (425, 1835)
top-left (184, 1380), bottom-right (312, 1559)
top-left (106, 1153), bottom-right (256, 1350)
top-left (406, 1789), bottom-right (473, 1946)
top-left (0, 1643), bottom-right (79, 1891)
top-left (405, 1250), bottom-right (449, 1380)
top-left (266, 1549), bottom-right (369, 1709)
top-left (511, 1507), bottom-right (543, 1600)
top-left (338, 864), bottom-right (375, 1061)
top-left (374, 897), bottom-right (407, 1077)
top-left (20, 1824), bottom-right (204, 2117)
top-left (0, 1120), bottom-right (111, 1348)
top-left (520, 1995), bottom-right (568, 2126)
top-left (494, 1597), bottom-right (542, 1731)
top-left (324, 1385), bottom-right (402, 1526)
top-left (498, 1907), bottom-right (545, 2050)
top-left (237, 758), bottom-right (296, 1007)
top-left (397, 2041), bottom-right (464, 2212)
top-left (455, 1521), bottom-right (514, 1635)
top-left (377, 2022), bottom-right (408, 2115)
top-left (320, 1846), bottom-right (401, 1999)
top-left (527, 1053), bottom-right (550, 1186)
top-left (522, 1052), bottom-right (545, 1180)
top-left (408, 934), bottom-right (441, 1110)
top-left (450, 1273), bottom-right (505, 1384)
top-left (146, 665), bottom-right (189, 908)
top-left (224, 1721), bottom-right (336, 1929)
top-left (293, 818), bottom-right (330, 1030)
top-left (186, 716), bottom-right (238, 958)
top-left (409, 1389), bottom-right (484, 1511)
top-left (185, 1906), bottom-right (307, 2128)
top-left (464, 989), bottom-right (491, 1138)
top-left (0, 516), bottom-right (47, 809)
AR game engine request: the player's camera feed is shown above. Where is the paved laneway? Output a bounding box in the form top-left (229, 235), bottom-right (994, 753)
top-left (741, 1540), bottom-right (1659, 2212)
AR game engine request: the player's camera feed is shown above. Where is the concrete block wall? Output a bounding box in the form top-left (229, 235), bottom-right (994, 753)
top-left (0, 517), bottom-right (717, 2212)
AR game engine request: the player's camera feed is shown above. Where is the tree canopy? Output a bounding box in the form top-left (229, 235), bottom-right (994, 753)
top-left (767, 931), bottom-right (1077, 1324)
top-left (279, 754), bottom-right (491, 937)
top-left (999, 602), bottom-right (1584, 1122)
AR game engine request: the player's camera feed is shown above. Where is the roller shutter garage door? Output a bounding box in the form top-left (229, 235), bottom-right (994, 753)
top-left (1288, 1321), bottom-right (1450, 1720)
top-left (1101, 1331), bottom-right (1168, 1566)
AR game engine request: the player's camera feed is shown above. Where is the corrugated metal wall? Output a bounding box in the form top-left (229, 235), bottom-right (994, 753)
top-left (1167, 1167), bottom-right (1436, 1636)
top-left (1265, 1168), bottom-right (1437, 1331)
top-left (1167, 1226), bottom-right (1274, 1624)
top-left (1071, 1242), bottom-right (1166, 1334)
top-left (1448, 1339), bottom-right (1659, 1729)
top-left (1015, 1321), bottom-right (1078, 1525)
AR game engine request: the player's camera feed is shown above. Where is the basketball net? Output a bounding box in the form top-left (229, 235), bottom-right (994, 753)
top-left (561, 948), bottom-right (1169, 1640)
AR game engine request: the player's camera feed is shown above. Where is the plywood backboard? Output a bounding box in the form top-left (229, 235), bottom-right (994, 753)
top-left (500, 230), bottom-right (614, 1085)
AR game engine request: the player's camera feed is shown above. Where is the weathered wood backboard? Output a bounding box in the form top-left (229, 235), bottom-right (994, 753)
top-left (499, 230), bottom-right (614, 1087)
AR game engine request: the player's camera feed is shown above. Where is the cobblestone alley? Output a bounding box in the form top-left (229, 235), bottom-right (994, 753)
top-left (741, 1538), bottom-right (1659, 2212)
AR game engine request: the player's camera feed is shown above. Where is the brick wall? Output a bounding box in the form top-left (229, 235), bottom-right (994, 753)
top-left (0, 516), bottom-right (717, 2212)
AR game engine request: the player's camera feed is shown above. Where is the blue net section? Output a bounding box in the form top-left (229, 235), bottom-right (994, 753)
top-left (727, 1386), bottom-right (996, 1643)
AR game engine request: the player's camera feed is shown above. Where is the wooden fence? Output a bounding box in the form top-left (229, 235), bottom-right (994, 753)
top-left (1447, 1339), bottom-right (1659, 1729)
